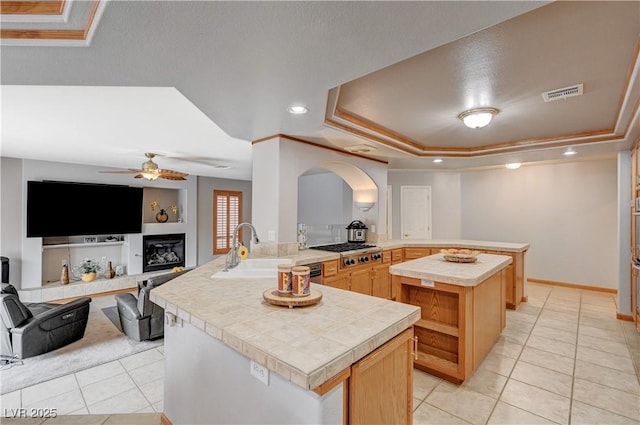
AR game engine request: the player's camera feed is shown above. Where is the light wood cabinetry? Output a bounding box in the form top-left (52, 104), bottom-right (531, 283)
top-left (372, 262), bottom-right (391, 299)
top-left (391, 248), bottom-right (404, 264)
top-left (350, 328), bottom-right (414, 425)
top-left (350, 268), bottom-right (372, 295)
top-left (321, 258), bottom-right (392, 300)
top-left (392, 270), bottom-right (505, 383)
top-left (403, 247), bottom-right (431, 260)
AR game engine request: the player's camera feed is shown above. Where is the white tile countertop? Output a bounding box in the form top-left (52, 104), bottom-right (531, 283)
top-left (390, 253), bottom-right (513, 286)
top-left (150, 256), bottom-right (420, 391)
top-left (376, 239), bottom-right (529, 252)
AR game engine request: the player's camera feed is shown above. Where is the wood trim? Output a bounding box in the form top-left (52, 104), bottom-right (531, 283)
top-left (252, 133), bottom-right (389, 165)
top-left (616, 312), bottom-right (634, 322)
top-left (47, 287), bottom-right (136, 304)
top-left (312, 366), bottom-right (350, 396)
top-left (1, 0), bottom-right (100, 40)
top-left (160, 413), bottom-right (173, 425)
top-left (0, 1), bottom-right (64, 15)
top-left (614, 38), bottom-right (640, 131)
top-left (528, 278), bottom-right (617, 294)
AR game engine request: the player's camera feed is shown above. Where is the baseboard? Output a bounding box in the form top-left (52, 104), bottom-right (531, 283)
top-left (616, 313), bottom-right (634, 322)
top-left (528, 278), bottom-right (617, 294)
top-left (161, 413), bottom-right (173, 425)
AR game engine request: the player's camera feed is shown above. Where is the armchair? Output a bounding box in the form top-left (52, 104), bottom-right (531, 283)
top-left (115, 269), bottom-right (189, 342)
top-left (0, 283), bottom-right (91, 359)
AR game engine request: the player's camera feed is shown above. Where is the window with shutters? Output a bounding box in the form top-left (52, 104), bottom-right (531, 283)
top-left (213, 190), bottom-right (242, 254)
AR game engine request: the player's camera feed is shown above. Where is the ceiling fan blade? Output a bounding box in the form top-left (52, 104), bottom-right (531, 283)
top-left (157, 169), bottom-right (189, 180)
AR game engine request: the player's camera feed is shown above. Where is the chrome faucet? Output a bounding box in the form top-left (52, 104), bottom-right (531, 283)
top-left (224, 222), bottom-right (260, 270)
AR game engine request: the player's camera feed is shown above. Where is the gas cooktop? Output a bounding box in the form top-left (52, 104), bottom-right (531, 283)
top-left (309, 243), bottom-right (377, 253)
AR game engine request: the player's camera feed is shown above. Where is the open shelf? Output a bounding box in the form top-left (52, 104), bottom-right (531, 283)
top-left (415, 319), bottom-right (459, 337)
top-left (43, 241), bottom-right (124, 250)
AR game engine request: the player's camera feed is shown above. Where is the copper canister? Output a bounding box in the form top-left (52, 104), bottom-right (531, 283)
top-left (291, 266), bottom-right (311, 296)
top-left (277, 264), bottom-right (292, 294)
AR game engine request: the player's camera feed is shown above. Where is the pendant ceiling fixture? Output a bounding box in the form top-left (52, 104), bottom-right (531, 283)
top-left (458, 107), bottom-right (499, 129)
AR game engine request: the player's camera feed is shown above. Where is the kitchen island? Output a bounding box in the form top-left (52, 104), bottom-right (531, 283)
top-left (391, 252), bottom-right (512, 383)
top-left (151, 257), bottom-right (420, 425)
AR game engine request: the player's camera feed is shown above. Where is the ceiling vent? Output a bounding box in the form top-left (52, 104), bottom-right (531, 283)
top-left (542, 84), bottom-right (584, 102)
top-left (344, 144), bottom-right (377, 153)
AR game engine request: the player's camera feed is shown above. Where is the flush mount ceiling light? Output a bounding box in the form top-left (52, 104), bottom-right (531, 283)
top-left (287, 105), bottom-right (308, 115)
top-left (458, 107), bottom-right (499, 129)
top-left (505, 162), bottom-right (521, 170)
top-left (432, 158), bottom-right (443, 163)
top-left (562, 148), bottom-right (577, 157)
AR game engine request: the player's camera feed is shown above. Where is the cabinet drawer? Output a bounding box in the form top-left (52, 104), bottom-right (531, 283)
top-left (404, 247), bottom-right (431, 260)
top-left (382, 250), bottom-right (392, 264)
top-left (323, 260), bottom-right (339, 277)
top-left (391, 249), bottom-right (404, 264)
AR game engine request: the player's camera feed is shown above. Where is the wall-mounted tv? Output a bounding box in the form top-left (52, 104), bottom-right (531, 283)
top-left (27, 181), bottom-right (143, 237)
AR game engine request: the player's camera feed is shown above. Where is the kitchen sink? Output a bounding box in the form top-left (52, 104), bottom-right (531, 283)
top-left (212, 258), bottom-right (293, 279)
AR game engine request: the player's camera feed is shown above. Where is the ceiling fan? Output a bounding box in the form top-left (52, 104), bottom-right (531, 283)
top-left (100, 152), bottom-right (189, 181)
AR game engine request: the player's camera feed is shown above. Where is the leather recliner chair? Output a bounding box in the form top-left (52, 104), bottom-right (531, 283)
top-left (0, 283), bottom-right (92, 359)
top-left (115, 269), bottom-right (189, 342)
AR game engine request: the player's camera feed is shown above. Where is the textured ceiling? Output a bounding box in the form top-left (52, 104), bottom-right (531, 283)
top-left (2, 1), bottom-right (638, 178)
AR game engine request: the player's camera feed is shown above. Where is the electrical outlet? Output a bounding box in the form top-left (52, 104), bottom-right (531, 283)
top-left (267, 230), bottom-right (276, 242)
top-left (250, 360), bottom-right (269, 385)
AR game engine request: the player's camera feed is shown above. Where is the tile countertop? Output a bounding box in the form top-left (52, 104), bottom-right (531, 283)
top-left (150, 256), bottom-right (420, 391)
top-left (390, 253), bottom-right (513, 287)
top-left (376, 239), bottom-right (530, 252)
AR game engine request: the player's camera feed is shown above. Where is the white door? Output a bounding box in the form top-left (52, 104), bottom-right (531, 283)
top-left (400, 186), bottom-right (432, 239)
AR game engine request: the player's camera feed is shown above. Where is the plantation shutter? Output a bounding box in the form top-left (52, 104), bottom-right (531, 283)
top-left (213, 190), bottom-right (242, 254)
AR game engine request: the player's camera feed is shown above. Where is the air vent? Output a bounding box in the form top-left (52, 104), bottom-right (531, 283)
top-left (344, 144), bottom-right (377, 153)
top-left (542, 84), bottom-right (584, 102)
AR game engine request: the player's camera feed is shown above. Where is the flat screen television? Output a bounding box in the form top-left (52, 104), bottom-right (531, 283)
top-left (27, 180), bottom-right (143, 237)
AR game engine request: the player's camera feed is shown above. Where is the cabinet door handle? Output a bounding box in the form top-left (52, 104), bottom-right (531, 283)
top-left (413, 336), bottom-right (418, 360)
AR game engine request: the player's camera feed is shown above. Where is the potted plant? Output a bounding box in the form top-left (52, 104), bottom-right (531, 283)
top-left (76, 258), bottom-right (101, 282)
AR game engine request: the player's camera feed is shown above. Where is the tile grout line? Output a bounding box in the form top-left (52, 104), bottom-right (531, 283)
top-left (565, 289), bottom-right (583, 425)
top-left (482, 287), bottom-right (552, 424)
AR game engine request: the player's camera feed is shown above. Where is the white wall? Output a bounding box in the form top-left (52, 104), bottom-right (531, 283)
top-left (387, 171), bottom-right (462, 239)
top-left (617, 151), bottom-right (631, 315)
top-left (196, 176), bottom-right (252, 265)
top-left (1, 157), bottom-right (24, 285)
top-left (253, 138), bottom-right (388, 245)
top-left (461, 159), bottom-right (618, 289)
top-left (298, 173), bottom-right (352, 225)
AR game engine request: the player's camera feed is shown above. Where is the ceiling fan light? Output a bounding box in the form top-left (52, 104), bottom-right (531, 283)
top-left (141, 172), bottom-right (159, 181)
top-left (458, 108), bottom-right (499, 129)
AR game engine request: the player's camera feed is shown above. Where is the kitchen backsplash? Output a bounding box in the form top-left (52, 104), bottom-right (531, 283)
top-left (304, 224), bottom-right (348, 247)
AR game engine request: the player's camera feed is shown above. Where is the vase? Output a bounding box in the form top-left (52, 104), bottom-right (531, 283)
top-left (104, 261), bottom-right (116, 279)
top-left (81, 272), bottom-right (97, 282)
top-left (156, 211), bottom-right (169, 223)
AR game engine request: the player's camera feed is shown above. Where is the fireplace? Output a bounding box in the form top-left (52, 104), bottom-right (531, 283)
top-left (143, 233), bottom-right (186, 273)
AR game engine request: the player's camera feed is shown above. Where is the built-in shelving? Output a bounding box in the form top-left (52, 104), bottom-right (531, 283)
top-left (43, 241), bottom-right (124, 250)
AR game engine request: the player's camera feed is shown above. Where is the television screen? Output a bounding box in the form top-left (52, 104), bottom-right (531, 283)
top-left (27, 181), bottom-right (143, 237)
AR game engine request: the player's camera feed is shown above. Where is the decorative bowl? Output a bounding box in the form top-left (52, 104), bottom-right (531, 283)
top-left (441, 248), bottom-right (480, 263)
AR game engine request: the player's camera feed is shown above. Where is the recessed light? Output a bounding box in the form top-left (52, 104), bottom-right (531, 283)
top-left (505, 162), bottom-right (521, 170)
top-left (432, 158), bottom-right (443, 163)
top-left (562, 148), bottom-right (577, 156)
top-left (287, 105), bottom-right (308, 115)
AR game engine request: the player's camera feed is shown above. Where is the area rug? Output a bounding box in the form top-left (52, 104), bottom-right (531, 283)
top-left (0, 295), bottom-right (162, 394)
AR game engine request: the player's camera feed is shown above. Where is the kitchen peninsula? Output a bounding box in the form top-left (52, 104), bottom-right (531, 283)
top-left (150, 257), bottom-right (421, 425)
top-left (391, 252), bottom-right (512, 383)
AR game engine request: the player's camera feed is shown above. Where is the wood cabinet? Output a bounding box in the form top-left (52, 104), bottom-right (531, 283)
top-left (403, 247), bottom-right (431, 260)
top-left (372, 262), bottom-right (391, 299)
top-left (321, 258), bottom-right (392, 300)
top-left (350, 268), bottom-right (372, 295)
top-left (391, 248), bottom-right (404, 264)
top-left (392, 270), bottom-right (505, 383)
top-left (350, 328), bottom-right (414, 425)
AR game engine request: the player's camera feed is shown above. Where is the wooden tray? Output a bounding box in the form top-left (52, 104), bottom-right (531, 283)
top-left (443, 254), bottom-right (478, 263)
top-left (263, 289), bottom-right (323, 308)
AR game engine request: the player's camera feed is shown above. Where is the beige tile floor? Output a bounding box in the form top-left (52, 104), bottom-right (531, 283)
top-left (1, 283), bottom-right (639, 424)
